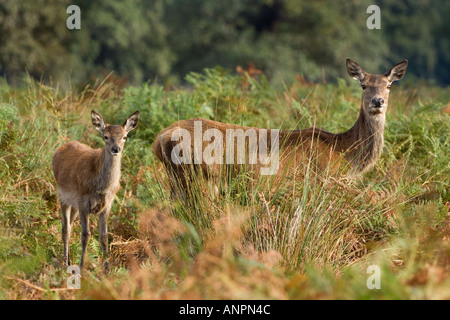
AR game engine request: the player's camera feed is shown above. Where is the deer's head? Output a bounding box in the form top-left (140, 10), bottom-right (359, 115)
top-left (91, 110), bottom-right (140, 156)
top-left (346, 58), bottom-right (408, 117)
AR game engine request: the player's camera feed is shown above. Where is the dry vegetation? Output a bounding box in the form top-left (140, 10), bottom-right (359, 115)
top-left (0, 69), bottom-right (449, 299)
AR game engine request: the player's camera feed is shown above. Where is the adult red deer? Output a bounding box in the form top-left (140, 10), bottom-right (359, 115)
top-left (53, 110), bottom-right (139, 270)
top-left (153, 59), bottom-right (407, 194)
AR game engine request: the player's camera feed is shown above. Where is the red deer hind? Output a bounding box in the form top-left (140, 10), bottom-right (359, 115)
top-left (153, 59), bottom-right (407, 194)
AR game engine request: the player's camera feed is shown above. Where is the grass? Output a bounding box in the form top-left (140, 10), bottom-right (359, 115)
top-left (0, 68), bottom-right (449, 299)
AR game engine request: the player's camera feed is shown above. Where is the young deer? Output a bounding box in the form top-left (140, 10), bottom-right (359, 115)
top-left (53, 110), bottom-right (139, 270)
top-left (153, 59), bottom-right (407, 193)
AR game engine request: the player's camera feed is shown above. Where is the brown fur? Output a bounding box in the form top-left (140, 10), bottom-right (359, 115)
top-left (153, 59), bottom-right (407, 194)
top-left (53, 110), bottom-right (139, 270)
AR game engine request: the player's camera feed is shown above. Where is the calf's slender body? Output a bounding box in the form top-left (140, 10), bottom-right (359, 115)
top-left (53, 110), bottom-right (139, 270)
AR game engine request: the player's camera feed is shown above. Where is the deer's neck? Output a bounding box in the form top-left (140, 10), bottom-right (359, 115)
top-left (96, 148), bottom-right (122, 191)
top-left (336, 108), bottom-right (385, 173)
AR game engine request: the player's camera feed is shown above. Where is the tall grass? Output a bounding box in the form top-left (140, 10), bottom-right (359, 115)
top-left (0, 71), bottom-right (449, 299)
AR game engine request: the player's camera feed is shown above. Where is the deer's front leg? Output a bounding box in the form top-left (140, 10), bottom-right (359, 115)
top-left (61, 203), bottom-right (72, 266)
top-left (79, 210), bottom-right (90, 269)
top-left (98, 210), bottom-right (110, 273)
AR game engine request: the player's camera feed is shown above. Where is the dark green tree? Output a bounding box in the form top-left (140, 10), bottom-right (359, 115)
top-left (0, 0), bottom-right (72, 84)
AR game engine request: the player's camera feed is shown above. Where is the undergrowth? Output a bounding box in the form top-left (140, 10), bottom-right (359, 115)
top-left (0, 69), bottom-right (449, 299)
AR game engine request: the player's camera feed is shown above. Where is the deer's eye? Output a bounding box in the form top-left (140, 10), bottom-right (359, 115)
top-left (361, 84), bottom-right (367, 90)
top-left (104, 135), bottom-right (109, 140)
top-left (123, 136), bottom-right (128, 141)
top-left (387, 85), bottom-right (392, 89)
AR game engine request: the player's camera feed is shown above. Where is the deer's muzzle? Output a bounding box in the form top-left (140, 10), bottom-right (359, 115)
top-left (111, 146), bottom-right (121, 156)
top-left (371, 97), bottom-right (384, 108)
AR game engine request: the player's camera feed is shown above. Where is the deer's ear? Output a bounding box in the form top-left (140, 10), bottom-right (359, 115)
top-left (124, 111), bottom-right (140, 132)
top-left (385, 60), bottom-right (408, 83)
top-left (346, 58), bottom-right (367, 83)
top-left (91, 110), bottom-right (106, 132)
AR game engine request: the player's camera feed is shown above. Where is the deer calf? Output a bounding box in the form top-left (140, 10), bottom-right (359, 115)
top-left (53, 110), bottom-right (139, 270)
top-left (153, 59), bottom-right (407, 193)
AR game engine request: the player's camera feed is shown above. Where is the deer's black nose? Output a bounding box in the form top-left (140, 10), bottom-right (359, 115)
top-left (111, 146), bottom-right (121, 154)
top-left (372, 97), bottom-right (384, 107)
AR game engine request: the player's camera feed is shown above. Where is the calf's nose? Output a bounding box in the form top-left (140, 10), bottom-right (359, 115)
top-left (111, 146), bottom-right (121, 154)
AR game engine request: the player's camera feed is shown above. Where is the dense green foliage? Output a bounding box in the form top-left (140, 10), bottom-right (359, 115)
top-left (0, 69), bottom-right (448, 299)
top-left (0, 0), bottom-right (449, 300)
top-left (0, 0), bottom-right (449, 87)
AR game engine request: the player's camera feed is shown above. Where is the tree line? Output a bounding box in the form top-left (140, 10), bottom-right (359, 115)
top-left (0, 0), bottom-right (448, 87)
